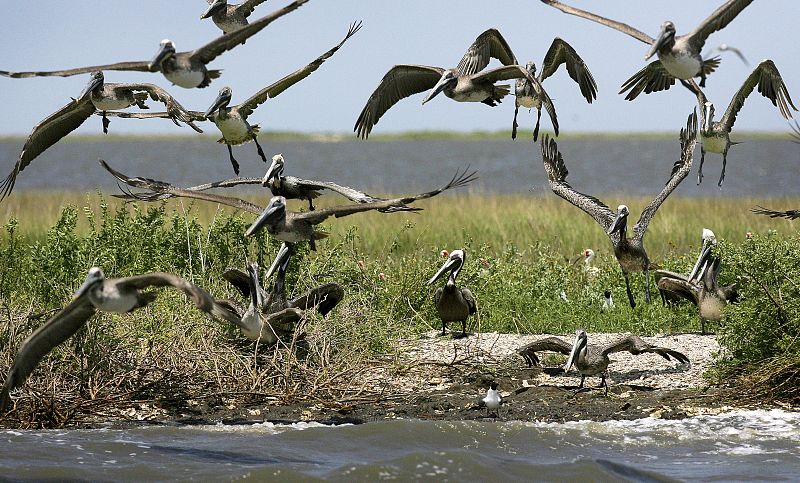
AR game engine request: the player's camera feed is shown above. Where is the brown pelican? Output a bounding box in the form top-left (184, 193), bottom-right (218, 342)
top-left (693, 60), bottom-right (797, 187)
top-left (517, 329), bottom-right (689, 395)
top-left (0, 0), bottom-right (309, 88)
top-left (203, 21), bottom-right (361, 174)
top-left (427, 249), bottom-right (476, 338)
top-left (0, 72), bottom-right (200, 201)
top-left (751, 205), bottom-right (800, 220)
top-left (540, 0), bottom-right (753, 99)
top-left (540, 111), bottom-right (698, 308)
top-left (201, 0), bottom-right (269, 34)
top-left (354, 28), bottom-right (542, 139)
top-left (513, 38), bottom-right (597, 141)
top-left (0, 267), bottom-right (242, 412)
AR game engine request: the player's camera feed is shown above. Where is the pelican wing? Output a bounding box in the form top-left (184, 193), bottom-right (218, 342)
top-left (461, 287), bottom-right (477, 315)
top-left (686, 0), bottom-right (755, 52)
top-left (0, 297), bottom-right (97, 411)
top-left (1, 97), bottom-right (96, 201)
top-left (289, 282), bottom-right (344, 315)
top-left (540, 135), bottom-right (616, 233)
top-left (539, 0), bottom-right (654, 45)
top-left (238, 21), bottom-right (361, 118)
top-left (238, 0), bottom-right (270, 16)
top-left (285, 177), bottom-right (387, 204)
top-left (619, 61), bottom-right (675, 101)
top-left (539, 38), bottom-right (598, 104)
top-left (719, 60), bottom-right (797, 132)
top-left (456, 28), bottom-right (518, 76)
top-left (116, 83), bottom-right (204, 132)
top-left (99, 159), bottom-right (263, 214)
top-left (634, 111), bottom-right (697, 239)
top-left (354, 64), bottom-right (445, 139)
top-left (601, 335), bottom-right (690, 364)
top-left (655, 272), bottom-right (700, 306)
top-left (516, 337), bottom-right (573, 367)
top-left (751, 205), bottom-right (800, 220)
top-left (192, 0), bottom-right (309, 64)
top-left (222, 267), bottom-right (253, 299)
top-left (214, 298), bottom-right (245, 318)
top-left (0, 61), bottom-right (151, 79)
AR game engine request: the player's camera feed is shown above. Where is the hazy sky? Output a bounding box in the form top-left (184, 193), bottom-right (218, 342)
top-left (1, 1), bottom-right (798, 136)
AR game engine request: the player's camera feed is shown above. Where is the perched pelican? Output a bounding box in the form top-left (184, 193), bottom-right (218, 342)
top-left (354, 28), bottom-right (542, 139)
top-left (693, 60), bottom-right (797, 187)
top-left (751, 205), bottom-right (800, 220)
top-left (480, 381), bottom-right (502, 418)
top-left (0, 0), bottom-right (309, 88)
top-left (517, 329), bottom-right (689, 394)
top-left (0, 268), bottom-right (241, 412)
top-left (201, 0), bottom-right (270, 34)
top-left (540, 0), bottom-right (753, 99)
top-left (202, 22), bottom-right (361, 174)
top-left (427, 249), bottom-right (477, 338)
top-left (0, 72), bottom-right (200, 201)
top-left (540, 111), bottom-right (698, 308)
top-left (512, 38), bottom-right (597, 141)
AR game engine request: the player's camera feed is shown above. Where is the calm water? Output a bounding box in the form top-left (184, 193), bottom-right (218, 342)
top-left (1, 410), bottom-right (798, 481)
top-left (0, 137), bottom-right (798, 197)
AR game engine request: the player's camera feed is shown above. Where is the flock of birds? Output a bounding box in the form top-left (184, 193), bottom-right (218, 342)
top-left (0, 0), bottom-right (797, 414)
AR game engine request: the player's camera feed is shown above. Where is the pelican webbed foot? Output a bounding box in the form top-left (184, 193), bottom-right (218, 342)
top-left (101, 111), bottom-right (111, 134)
top-left (512, 104), bottom-right (519, 140)
top-left (697, 148), bottom-right (706, 185)
top-left (253, 135), bottom-right (267, 163)
top-left (718, 153), bottom-right (728, 188)
top-left (623, 273), bottom-right (636, 309)
top-left (226, 144), bottom-right (240, 176)
top-left (533, 108), bottom-right (542, 142)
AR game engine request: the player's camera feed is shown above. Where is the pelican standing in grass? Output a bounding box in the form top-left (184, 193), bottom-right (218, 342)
top-left (354, 28), bottom-right (541, 139)
top-left (0, 71), bottom-right (200, 201)
top-left (202, 22), bottom-right (361, 174)
top-left (427, 249), bottom-right (477, 338)
top-left (512, 38), bottom-right (597, 141)
top-left (201, 0), bottom-right (270, 34)
top-left (0, 268), bottom-right (242, 412)
top-left (517, 329), bottom-right (689, 395)
top-left (693, 60), bottom-right (797, 187)
top-left (540, 111), bottom-right (698, 308)
top-left (0, 0), bottom-right (309, 88)
top-left (540, 0), bottom-right (753, 100)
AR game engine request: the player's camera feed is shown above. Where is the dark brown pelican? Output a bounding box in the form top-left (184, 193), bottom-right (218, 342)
top-left (0, 0), bottom-right (309, 88)
top-left (513, 38), bottom-right (597, 141)
top-left (201, 0), bottom-right (270, 34)
top-left (427, 249), bottom-right (476, 338)
top-left (0, 71), bottom-right (200, 201)
top-left (693, 60), bottom-right (797, 187)
top-left (540, 0), bottom-right (753, 99)
top-left (202, 21), bottom-right (361, 174)
top-left (540, 111), bottom-right (698, 308)
top-left (751, 205), bottom-right (800, 220)
top-left (517, 329), bottom-right (689, 394)
top-left (0, 268), bottom-right (242, 412)
top-left (354, 28), bottom-right (542, 139)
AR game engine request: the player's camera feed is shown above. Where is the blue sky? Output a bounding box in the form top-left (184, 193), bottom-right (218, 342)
top-left (1, 0), bottom-right (798, 136)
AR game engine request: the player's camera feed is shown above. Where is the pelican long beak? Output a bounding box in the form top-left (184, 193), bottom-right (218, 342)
top-left (645, 26), bottom-right (670, 60)
top-left (77, 74), bottom-right (104, 101)
top-left (688, 239), bottom-right (714, 282)
top-left (201, 0), bottom-right (226, 19)
top-left (607, 211), bottom-right (627, 236)
top-left (204, 89), bottom-right (231, 118)
top-left (148, 43), bottom-right (173, 71)
top-left (245, 199), bottom-right (284, 238)
top-left (74, 275), bottom-right (98, 299)
top-left (265, 243), bottom-right (292, 279)
top-left (703, 103), bottom-right (714, 132)
top-left (422, 74), bottom-right (453, 105)
top-left (564, 331), bottom-right (585, 372)
top-left (262, 158), bottom-right (282, 187)
top-left (427, 257), bottom-right (458, 285)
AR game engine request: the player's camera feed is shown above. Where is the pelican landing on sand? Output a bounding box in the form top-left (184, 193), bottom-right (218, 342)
top-left (540, 0), bottom-right (753, 100)
top-left (354, 28), bottom-right (540, 139)
top-left (540, 111), bottom-right (698, 308)
top-left (427, 250), bottom-right (477, 338)
top-left (0, 268), bottom-right (241, 412)
top-left (517, 329), bottom-right (690, 395)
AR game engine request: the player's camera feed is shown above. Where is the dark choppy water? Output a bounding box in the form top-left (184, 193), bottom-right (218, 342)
top-left (0, 137), bottom-right (798, 197)
top-left (1, 410), bottom-right (798, 481)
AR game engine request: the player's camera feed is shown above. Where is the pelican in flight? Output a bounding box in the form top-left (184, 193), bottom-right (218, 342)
top-left (0, 0), bottom-right (309, 88)
top-left (517, 329), bottom-right (689, 394)
top-left (540, 111), bottom-right (698, 308)
top-left (751, 206), bottom-right (800, 220)
top-left (202, 21), bottom-right (361, 174)
top-left (693, 60), bottom-right (797, 187)
top-left (427, 249), bottom-right (477, 338)
top-left (0, 71), bottom-right (199, 201)
top-left (0, 268), bottom-right (241, 412)
top-left (354, 28), bottom-right (541, 139)
top-left (540, 0), bottom-right (753, 100)
top-left (201, 0), bottom-right (270, 34)
top-left (513, 38), bottom-right (597, 141)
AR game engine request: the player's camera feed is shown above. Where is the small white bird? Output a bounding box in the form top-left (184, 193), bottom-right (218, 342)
top-left (481, 381), bottom-right (503, 417)
top-left (602, 289), bottom-right (614, 311)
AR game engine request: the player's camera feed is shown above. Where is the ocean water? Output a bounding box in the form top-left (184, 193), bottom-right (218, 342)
top-left (1, 409), bottom-right (798, 481)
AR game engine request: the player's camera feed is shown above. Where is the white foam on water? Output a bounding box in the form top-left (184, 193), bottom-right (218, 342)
top-left (187, 420), bottom-right (333, 435)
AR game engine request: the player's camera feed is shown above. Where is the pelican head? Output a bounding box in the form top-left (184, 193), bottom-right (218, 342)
top-left (427, 248), bottom-right (465, 285)
top-left (422, 69), bottom-right (458, 105)
top-left (78, 71), bottom-right (105, 101)
top-left (689, 228), bottom-right (718, 281)
top-left (607, 205), bottom-right (629, 236)
top-left (245, 196), bottom-right (286, 237)
top-left (262, 154), bottom-right (285, 187)
top-left (201, 0), bottom-right (227, 19)
top-left (524, 61), bottom-right (537, 75)
top-left (74, 267), bottom-right (105, 299)
top-left (703, 101), bottom-right (715, 132)
top-left (564, 328), bottom-right (588, 372)
top-left (265, 242), bottom-right (292, 279)
top-left (205, 86), bottom-right (233, 118)
top-left (645, 21), bottom-right (676, 60)
top-left (149, 39), bottom-right (176, 71)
